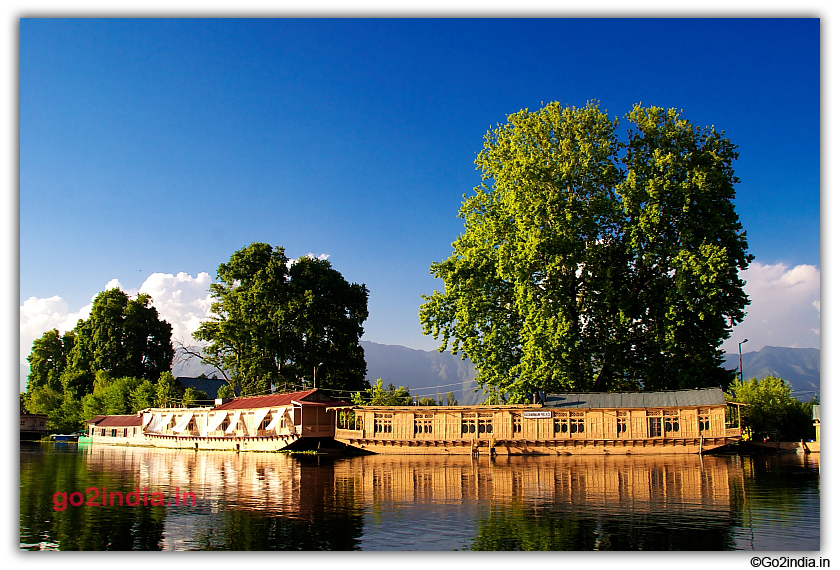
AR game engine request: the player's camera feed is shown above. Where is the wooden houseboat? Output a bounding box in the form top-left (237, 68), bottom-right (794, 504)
top-left (88, 389), bottom-right (351, 452)
top-left (331, 388), bottom-right (742, 455)
top-left (87, 413), bottom-right (147, 445)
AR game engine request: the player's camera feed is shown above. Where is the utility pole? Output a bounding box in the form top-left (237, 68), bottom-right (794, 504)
top-left (738, 339), bottom-right (749, 383)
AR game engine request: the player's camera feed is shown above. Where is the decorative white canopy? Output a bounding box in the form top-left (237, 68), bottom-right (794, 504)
top-left (171, 412), bottom-right (194, 433)
top-left (225, 410), bottom-right (241, 433)
top-left (252, 408), bottom-right (270, 429)
top-left (264, 412), bottom-right (281, 431)
top-left (206, 411), bottom-right (228, 432)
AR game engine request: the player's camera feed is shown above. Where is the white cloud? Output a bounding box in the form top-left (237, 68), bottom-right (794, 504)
top-left (138, 271), bottom-right (214, 344)
top-left (19, 295), bottom-right (94, 374)
top-left (724, 262), bottom-right (821, 353)
top-left (286, 253), bottom-right (330, 268)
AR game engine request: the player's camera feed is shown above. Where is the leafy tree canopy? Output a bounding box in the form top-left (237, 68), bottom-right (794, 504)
top-left (194, 243), bottom-right (370, 396)
top-left (421, 101), bottom-right (752, 402)
top-left (70, 288), bottom-right (173, 383)
top-left (729, 376), bottom-right (815, 442)
top-left (26, 328), bottom-right (75, 392)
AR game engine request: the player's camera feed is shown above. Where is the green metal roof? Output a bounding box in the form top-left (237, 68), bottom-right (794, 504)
top-left (543, 388), bottom-right (726, 409)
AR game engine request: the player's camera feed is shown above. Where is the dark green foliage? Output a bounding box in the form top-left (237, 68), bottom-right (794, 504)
top-left (285, 256), bottom-right (369, 393)
top-left (421, 101), bottom-right (752, 401)
top-left (195, 243), bottom-right (370, 396)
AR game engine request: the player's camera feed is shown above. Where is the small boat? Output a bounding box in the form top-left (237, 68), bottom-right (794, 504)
top-left (50, 434), bottom-right (79, 443)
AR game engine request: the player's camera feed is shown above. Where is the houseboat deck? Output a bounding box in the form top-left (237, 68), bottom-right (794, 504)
top-left (331, 388), bottom-right (742, 455)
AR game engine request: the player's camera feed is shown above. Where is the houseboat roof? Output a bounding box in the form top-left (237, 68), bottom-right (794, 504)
top-left (87, 414), bottom-right (144, 427)
top-left (212, 389), bottom-right (351, 411)
top-left (543, 388), bottom-right (727, 409)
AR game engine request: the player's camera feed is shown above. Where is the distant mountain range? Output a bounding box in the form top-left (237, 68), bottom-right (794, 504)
top-left (723, 345), bottom-right (820, 401)
top-left (360, 341), bottom-right (482, 404)
top-left (363, 341), bottom-right (820, 403)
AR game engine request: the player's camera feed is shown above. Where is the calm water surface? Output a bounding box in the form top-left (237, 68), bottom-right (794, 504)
top-left (20, 443), bottom-right (819, 551)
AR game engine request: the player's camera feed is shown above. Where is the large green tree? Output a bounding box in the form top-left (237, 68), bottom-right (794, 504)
top-left (194, 243), bottom-right (370, 395)
top-left (285, 256), bottom-right (369, 393)
top-left (70, 288), bottom-right (174, 383)
top-left (420, 101), bottom-right (752, 402)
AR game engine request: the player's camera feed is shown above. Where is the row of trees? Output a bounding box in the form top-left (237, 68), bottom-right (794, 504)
top-left (24, 243), bottom-right (373, 430)
top-left (24, 289), bottom-right (178, 432)
top-left (421, 101), bottom-right (753, 402)
top-left (349, 378), bottom-right (459, 406)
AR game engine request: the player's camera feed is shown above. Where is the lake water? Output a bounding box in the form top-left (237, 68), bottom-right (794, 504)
top-left (20, 443), bottom-right (820, 551)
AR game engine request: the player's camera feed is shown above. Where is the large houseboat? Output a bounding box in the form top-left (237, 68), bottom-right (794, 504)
top-left (87, 387), bottom-right (742, 455)
top-left (331, 388), bottom-right (742, 455)
top-left (88, 389), bottom-right (351, 452)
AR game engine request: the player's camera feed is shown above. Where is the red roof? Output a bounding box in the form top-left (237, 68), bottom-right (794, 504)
top-left (213, 389), bottom-right (352, 411)
top-left (88, 414), bottom-right (143, 427)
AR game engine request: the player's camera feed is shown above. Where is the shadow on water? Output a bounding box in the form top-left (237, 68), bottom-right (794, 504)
top-left (20, 444), bottom-right (819, 551)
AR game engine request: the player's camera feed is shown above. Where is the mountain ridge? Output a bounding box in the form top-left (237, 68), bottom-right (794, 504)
top-left (364, 341), bottom-right (820, 403)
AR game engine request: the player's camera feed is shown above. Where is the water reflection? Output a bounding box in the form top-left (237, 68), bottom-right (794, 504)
top-left (20, 444), bottom-right (819, 551)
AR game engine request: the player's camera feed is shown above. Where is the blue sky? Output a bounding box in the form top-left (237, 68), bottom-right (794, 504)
top-left (19, 18), bottom-right (821, 388)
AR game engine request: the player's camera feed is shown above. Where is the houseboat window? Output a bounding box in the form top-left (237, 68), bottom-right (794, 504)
top-left (111, 429), bottom-right (117, 437)
top-left (414, 419), bottom-right (433, 434)
top-left (725, 403), bottom-right (740, 428)
top-left (478, 419), bottom-right (493, 434)
top-left (374, 419), bottom-right (392, 433)
top-left (220, 418), bottom-right (230, 432)
top-left (512, 415), bottom-right (523, 433)
top-left (123, 428), bottom-right (128, 437)
top-left (262, 415), bottom-right (272, 430)
top-left (569, 418), bottom-right (584, 433)
top-left (698, 415), bottom-right (710, 432)
top-left (187, 419), bottom-right (196, 432)
top-left (617, 418), bottom-right (627, 434)
top-left (554, 419), bottom-right (568, 433)
top-left (648, 417), bottom-right (662, 438)
top-left (664, 413), bottom-right (680, 433)
top-left (461, 419), bottom-right (476, 434)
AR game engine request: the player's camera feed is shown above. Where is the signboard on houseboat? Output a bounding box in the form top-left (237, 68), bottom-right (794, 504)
top-left (523, 411), bottom-right (552, 419)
